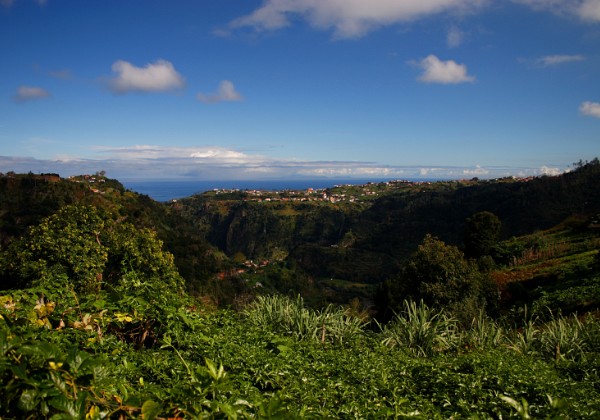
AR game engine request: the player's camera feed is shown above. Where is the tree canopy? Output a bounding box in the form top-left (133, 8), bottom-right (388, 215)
top-left (464, 211), bottom-right (502, 259)
top-left (378, 234), bottom-right (497, 323)
top-left (0, 204), bottom-right (183, 295)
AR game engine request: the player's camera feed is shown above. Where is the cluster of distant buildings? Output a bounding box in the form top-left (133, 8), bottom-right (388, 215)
top-left (209, 180), bottom-right (428, 203)
top-left (206, 177), bottom-right (537, 204)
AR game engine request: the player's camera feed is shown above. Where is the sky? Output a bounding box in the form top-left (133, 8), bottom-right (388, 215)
top-left (1, 0), bottom-right (599, 180)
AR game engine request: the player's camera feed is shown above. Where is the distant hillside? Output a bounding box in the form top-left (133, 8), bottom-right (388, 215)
top-left (175, 160), bottom-right (600, 287)
top-left (355, 160), bottom-right (600, 258)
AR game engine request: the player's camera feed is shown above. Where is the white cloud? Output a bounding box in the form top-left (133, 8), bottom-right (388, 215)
top-left (463, 165), bottom-right (489, 175)
top-left (579, 0), bottom-right (600, 20)
top-left (535, 54), bottom-right (585, 67)
top-left (12, 86), bottom-right (51, 103)
top-left (539, 165), bottom-right (563, 176)
top-left (447, 25), bottom-right (465, 47)
top-left (513, 0), bottom-right (600, 22)
top-left (94, 145), bottom-right (258, 162)
top-left (229, 0), bottom-right (488, 39)
top-left (190, 149), bottom-right (248, 159)
top-left (197, 80), bottom-right (243, 104)
top-left (108, 60), bottom-right (185, 93)
top-left (580, 101), bottom-right (600, 118)
top-left (414, 55), bottom-right (475, 84)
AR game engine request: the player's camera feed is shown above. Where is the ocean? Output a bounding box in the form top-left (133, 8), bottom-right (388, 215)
top-left (121, 178), bottom-right (405, 202)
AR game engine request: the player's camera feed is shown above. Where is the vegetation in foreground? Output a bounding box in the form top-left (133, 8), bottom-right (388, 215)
top-left (2, 286), bottom-right (599, 418)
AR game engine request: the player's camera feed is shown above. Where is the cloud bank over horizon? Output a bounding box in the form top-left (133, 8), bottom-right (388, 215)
top-left (0, 145), bottom-right (570, 182)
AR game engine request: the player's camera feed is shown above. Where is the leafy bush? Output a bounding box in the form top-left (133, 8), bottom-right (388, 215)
top-left (464, 210), bottom-right (502, 259)
top-left (1, 205), bottom-right (184, 295)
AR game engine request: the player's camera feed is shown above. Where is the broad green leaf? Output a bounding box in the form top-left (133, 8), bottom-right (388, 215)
top-left (18, 388), bottom-right (38, 412)
top-left (49, 414), bottom-right (77, 420)
top-left (11, 363), bottom-right (29, 380)
top-left (205, 357), bottom-right (219, 380)
top-left (49, 395), bottom-right (77, 416)
top-left (141, 399), bottom-right (162, 420)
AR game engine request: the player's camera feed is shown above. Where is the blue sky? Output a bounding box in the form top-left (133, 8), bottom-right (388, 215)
top-left (1, 0), bottom-right (599, 180)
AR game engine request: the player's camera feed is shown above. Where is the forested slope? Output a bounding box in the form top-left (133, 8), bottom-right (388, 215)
top-left (175, 160), bottom-right (600, 287)
top-left (356, 161), bottom-right (600, 258)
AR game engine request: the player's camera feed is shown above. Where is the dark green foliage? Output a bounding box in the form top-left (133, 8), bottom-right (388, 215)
top-left (464, 210), bottom-right (502, 259)
top-left (2, 167), bottom-right (600, 417)
top-left (0, 205), bottom-right (183, 294)
top-left (159, 161), bottom-right (600, 301)
top-left (180, 199), bottom-right (355, 260)
top-left (0, 174), bottom-right (92, 247)
top-left (1, 205), bottom-right (109, 291)
top-left (291, 243), bottom-right (398, 283)
top-left (1, 168), bottom-right (600, 417)
top-left (2, 287), bottom-right (599, 418)
top-left (379, 235), bottom-right (497, 323)
top-left (355, 160), bottom-right (600, 262)
top-left (0, 173), bottom-right (226, 297)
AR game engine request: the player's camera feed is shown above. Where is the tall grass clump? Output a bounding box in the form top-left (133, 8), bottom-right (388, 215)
top-left (509, 318), bottom-right (539, 356)
top-left (380, 300), bottom-right (459, 357)
top-left (244, 294), bottom-right (366, 345)
top-left (581, 314), bottom-right (600, 352)
top-left (538, 315), bottom-right (586, 361)
top-left (463, 308), bottom-right (505, 350)
top-left (318, 304), bottom-right (368, 345)
top-left (509, 311), bottom-right (595, 361)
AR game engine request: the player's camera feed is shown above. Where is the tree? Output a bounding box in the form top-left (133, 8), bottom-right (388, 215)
top-left (378, 235), bottom-right (497, 323)
top-left (0, 204), bottom-right (183, 295)
top-left (464, 211), bottom-right (501, 259)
